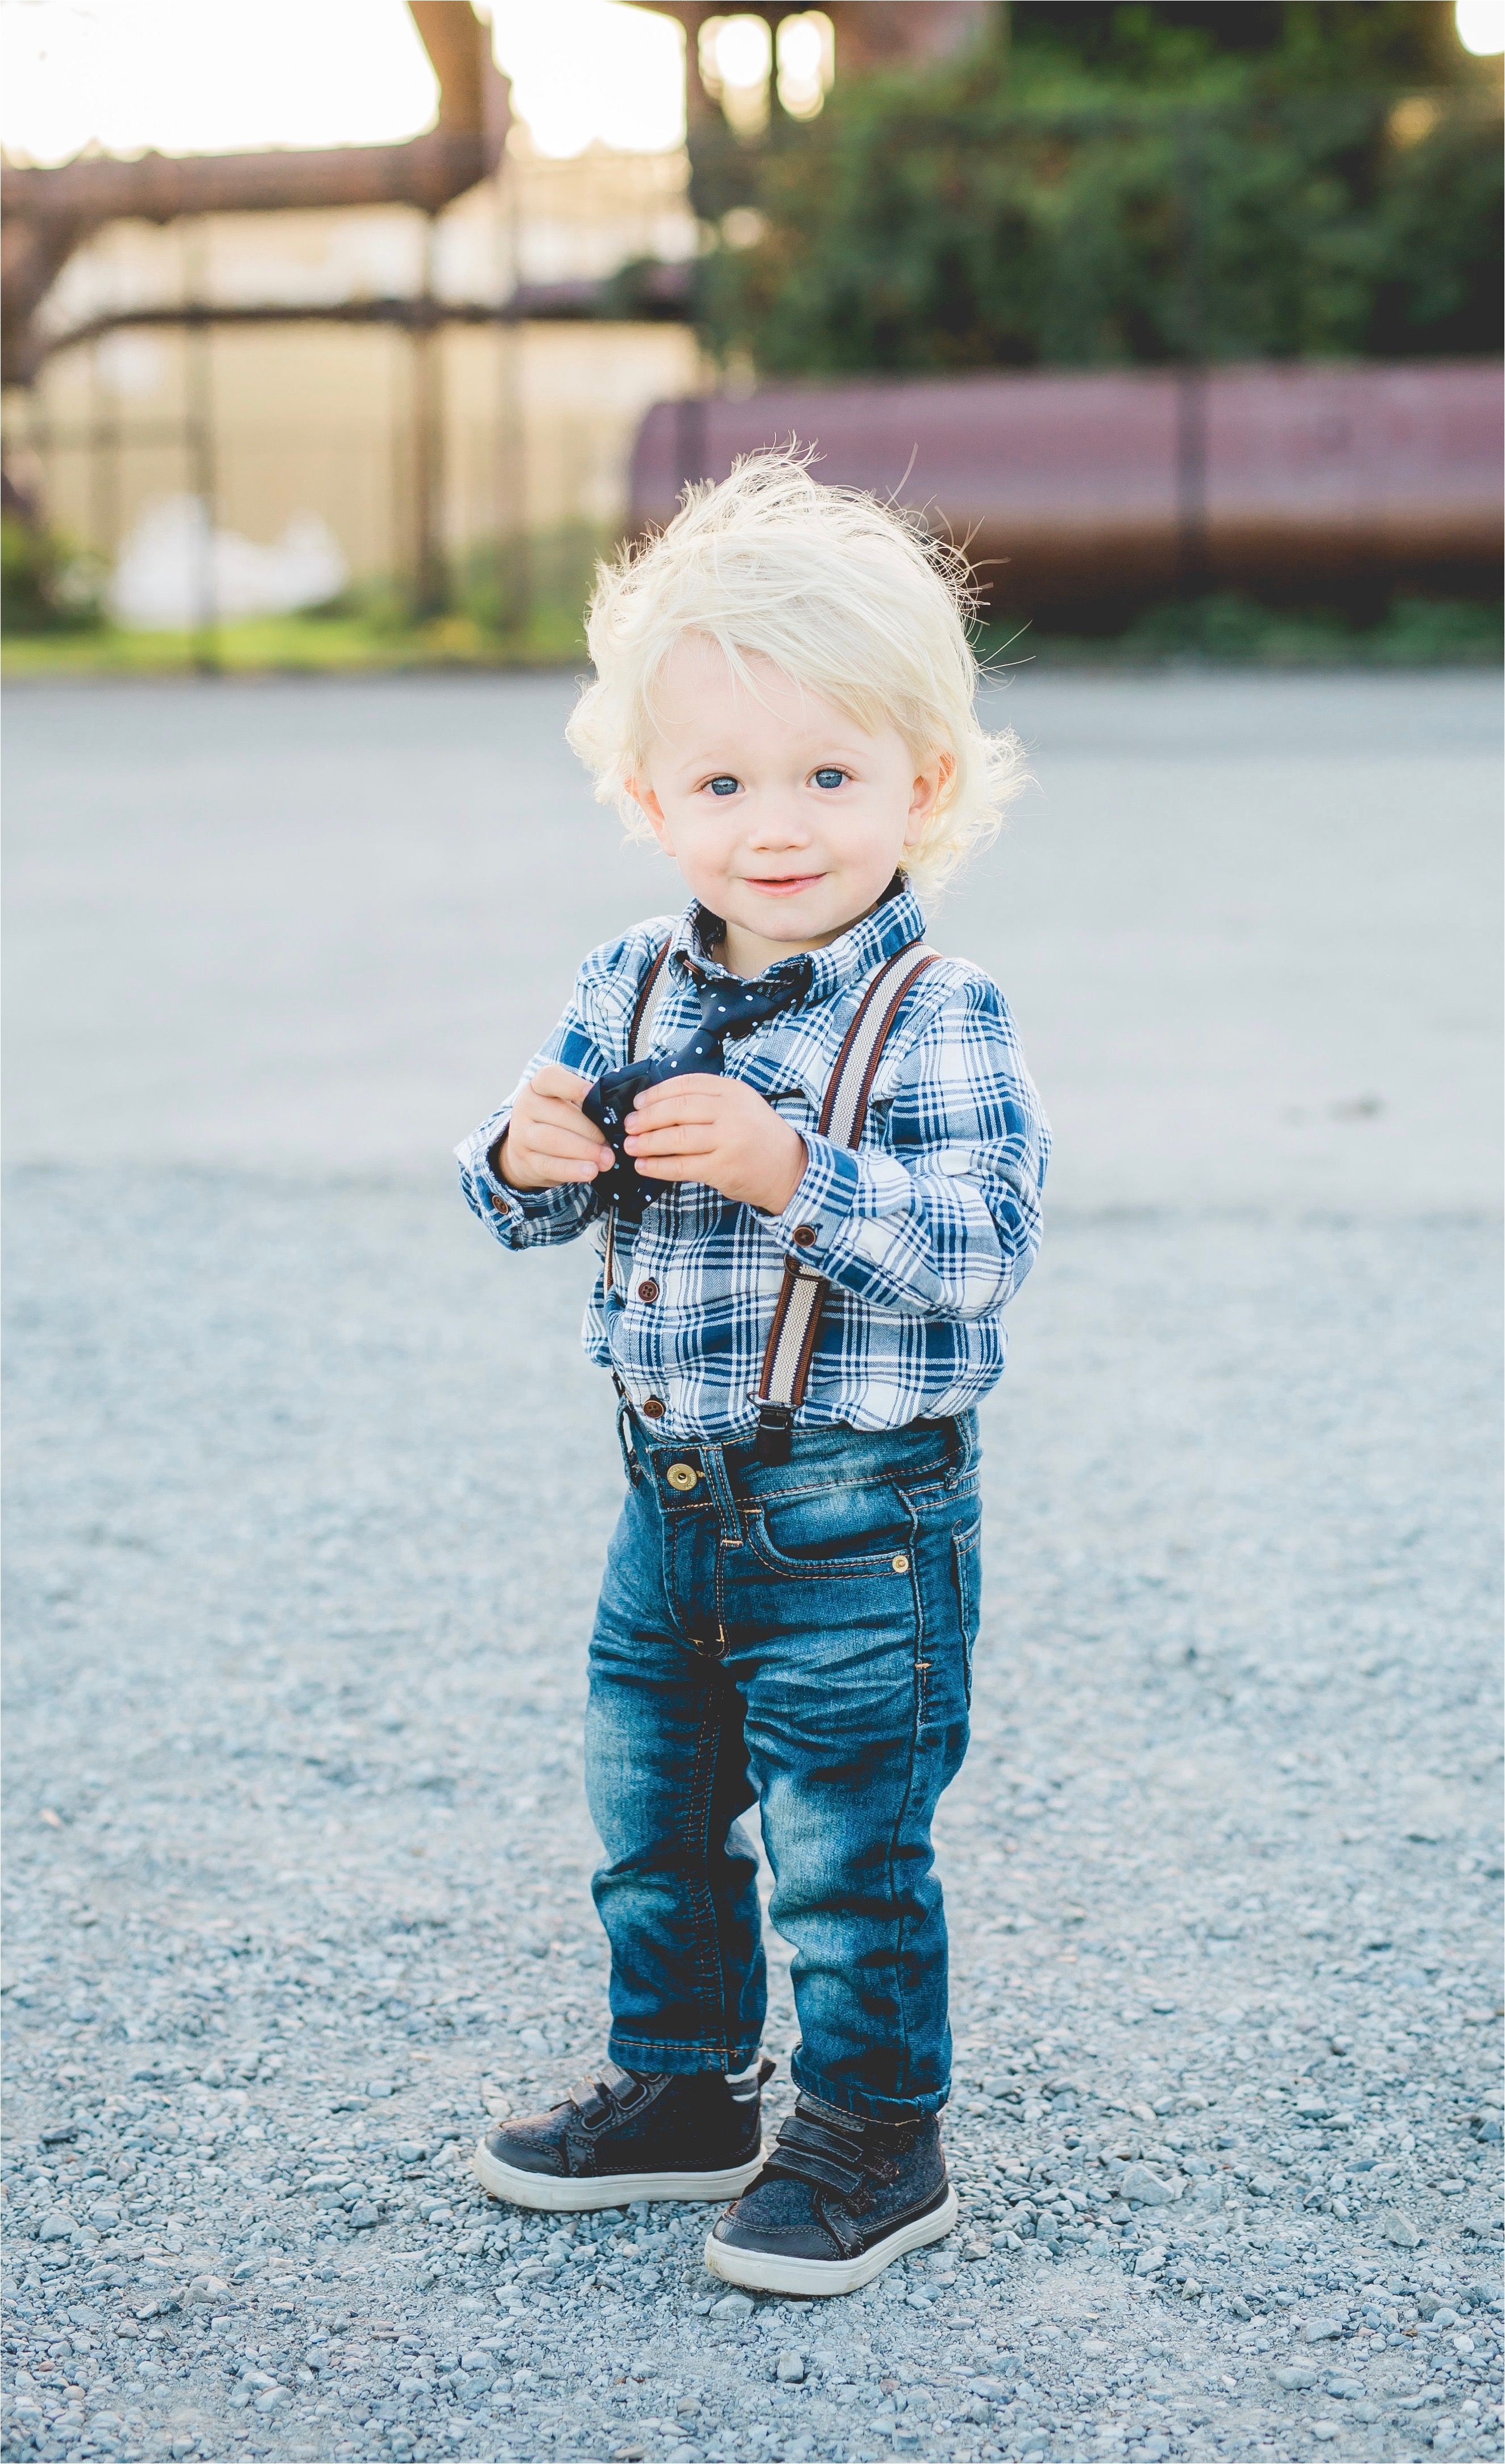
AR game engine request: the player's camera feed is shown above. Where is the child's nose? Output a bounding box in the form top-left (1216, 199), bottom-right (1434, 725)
top-left (744, 799), bottom-right (814, 846)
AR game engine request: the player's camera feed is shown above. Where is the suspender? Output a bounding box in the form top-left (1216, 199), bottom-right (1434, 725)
top-left (752, 942), bottom-right (937, 1460)
top-left (610, 934), bottom-right (939, 1462)
top-left (628, 936), bottom-right (674, 1056)
top-left (600, 943), bottom-right (674, 1295)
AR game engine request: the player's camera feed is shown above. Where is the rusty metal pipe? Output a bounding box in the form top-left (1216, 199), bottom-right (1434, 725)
top-left (630, 362), bottom-right (1504, 610)
top-left (1, 3), bottom-right (507, 387)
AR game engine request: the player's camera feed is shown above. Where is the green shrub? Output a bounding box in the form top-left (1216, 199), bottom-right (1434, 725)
top-left (1, 516), bottom-right (106, 634)
top-left (698, 9), bottom-right (1502, 374)
top-left (976, 589), bottom-right (1504, 666)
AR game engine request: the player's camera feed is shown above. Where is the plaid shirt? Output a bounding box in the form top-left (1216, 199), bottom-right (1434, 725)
top-left (455, 880), bottom-right (1049, 1443)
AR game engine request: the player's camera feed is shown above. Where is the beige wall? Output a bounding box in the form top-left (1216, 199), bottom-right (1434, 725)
top-left (3, 146), bottom-right (703, 588)
top-left (10, 319), bottom-right (700, 579)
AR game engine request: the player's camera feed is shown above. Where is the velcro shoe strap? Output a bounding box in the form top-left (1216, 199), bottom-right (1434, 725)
top-left (567, 2076), bottom-right (612, 2124)
top-left (779, 2111), bottom-right (866, 2166)
top-left (762, 2145), bottom-right (868, 2203)
top-left (813, 2192), bottom-right (868, 2257)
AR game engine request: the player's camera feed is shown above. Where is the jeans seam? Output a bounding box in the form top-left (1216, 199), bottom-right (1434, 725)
top-left (889, 1537), bottom-right (924, 2106)
top-left (682, 1666), bottom-right (744, 2058)
top-left (789, 2064), bottom-right (946, 2121)
top-left (608, 2034), bottom-right (758, 2067)
top-left (732, 1467), bottom-right (947, 1508)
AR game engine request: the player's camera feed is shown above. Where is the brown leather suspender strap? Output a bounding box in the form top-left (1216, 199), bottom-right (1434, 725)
top-left (627, 938), bottom-right (671, 1056)
top-left (753, 942), bottom-right (938, 1462)
top-left (602, 937), bottom-right (674, 1294)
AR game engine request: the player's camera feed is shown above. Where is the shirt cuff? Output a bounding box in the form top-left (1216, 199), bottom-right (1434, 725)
top-left (764, 1132), bottom-right (910, 1264)
top-left (455, 1117), bottom-right (596, 1232)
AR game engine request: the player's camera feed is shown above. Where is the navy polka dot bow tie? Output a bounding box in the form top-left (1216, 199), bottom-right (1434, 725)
top-left (584, 962), bottom-right (811, 1219)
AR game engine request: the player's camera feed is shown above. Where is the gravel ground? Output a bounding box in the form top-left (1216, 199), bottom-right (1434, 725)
top-left (3, 676), bottom-right (1501, 2464)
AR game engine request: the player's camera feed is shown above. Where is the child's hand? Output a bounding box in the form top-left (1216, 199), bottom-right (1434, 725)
top-left (625, 1076), bottom-right (808, 1214)
top-left (496, 1064), bottom-right (615, 1190)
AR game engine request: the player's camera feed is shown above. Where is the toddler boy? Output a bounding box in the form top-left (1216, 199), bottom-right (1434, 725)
top-left (457, 452), bottom-right (1048, 2297)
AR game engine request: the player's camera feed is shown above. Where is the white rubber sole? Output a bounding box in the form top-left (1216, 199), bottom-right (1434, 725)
top-left (474, 2135), bottom-right (766, 2213)
top-left (704, 2183), bottom-right (959, 2297)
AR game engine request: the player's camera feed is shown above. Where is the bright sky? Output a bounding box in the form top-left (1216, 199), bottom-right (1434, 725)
top-left (0, 0), bottom-right (687, 164)
top-left (4, 0), bottom-right (1495, 165)
top-left (1455, 0), bottom-right (1505, 53)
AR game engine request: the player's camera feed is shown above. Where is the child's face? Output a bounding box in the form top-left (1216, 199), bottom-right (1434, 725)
top-left (628, 635), bottom-right (946, 970)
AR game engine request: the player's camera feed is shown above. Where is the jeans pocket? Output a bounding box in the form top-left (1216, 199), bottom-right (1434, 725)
top-left (749, 1477), bottom-right (914, 1579)
top-left (951, 1520), bottom-right (982, 1706)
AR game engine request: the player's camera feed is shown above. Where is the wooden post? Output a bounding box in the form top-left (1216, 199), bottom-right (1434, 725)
top-left (184, 222), bottom-right (219, 672)
top-left (412, 212), bottom-right (446, 617)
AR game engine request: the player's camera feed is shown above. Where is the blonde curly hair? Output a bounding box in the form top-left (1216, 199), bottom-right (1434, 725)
top-left (566, 448), bottom-right (1023, 893)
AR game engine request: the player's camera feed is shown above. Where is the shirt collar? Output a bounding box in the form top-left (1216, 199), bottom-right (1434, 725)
top-left (666, 872), bottom-right (926, 1005)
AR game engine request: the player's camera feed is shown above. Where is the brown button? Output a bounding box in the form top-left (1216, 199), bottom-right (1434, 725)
top-left (637, 1279), bottom-right (660, 1303)
top-left (641, 1396), bottom-right (666, 1420)
top-left (792, 1224), bottom-right (818, 1248)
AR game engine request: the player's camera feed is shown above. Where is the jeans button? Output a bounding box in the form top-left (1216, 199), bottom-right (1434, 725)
top-left (666, 1463), bottom-right (699, 1493)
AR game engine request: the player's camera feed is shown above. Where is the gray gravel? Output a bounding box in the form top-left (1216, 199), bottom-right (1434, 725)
top-left (3, 676), bottom-right (1501, 2464)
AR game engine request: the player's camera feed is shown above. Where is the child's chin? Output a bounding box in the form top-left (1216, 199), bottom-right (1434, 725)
top-left (735, 880), bottom-right (842, 924)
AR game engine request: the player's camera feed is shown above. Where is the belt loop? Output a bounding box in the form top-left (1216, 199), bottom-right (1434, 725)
top-left (700, 1442), bottom-right (743, 1545)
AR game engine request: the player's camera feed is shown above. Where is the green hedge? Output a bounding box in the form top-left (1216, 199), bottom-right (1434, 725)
top-left (698, 15), bottom-right (1502, 373)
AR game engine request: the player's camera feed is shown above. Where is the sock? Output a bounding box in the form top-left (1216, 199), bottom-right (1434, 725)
top-left (725, 2061), bottom-right (761, 2103)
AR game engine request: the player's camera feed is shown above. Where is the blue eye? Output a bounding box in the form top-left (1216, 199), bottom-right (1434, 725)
top-left (812, 767), bottom-right (847, 790)
top-left (707, 775), bottom-right (740, 797)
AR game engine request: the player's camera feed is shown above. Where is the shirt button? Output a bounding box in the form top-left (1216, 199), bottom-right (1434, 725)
top-left (641, 1397), bottom-right (666, 1420)
top-left (792, 1224), bottom-right (818, 1248)
top-left (637, 1279), bottom-right (660, 1303)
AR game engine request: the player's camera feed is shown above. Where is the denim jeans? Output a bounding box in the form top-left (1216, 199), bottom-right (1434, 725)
top-left (584, 1407), bottom-right (981, 2121)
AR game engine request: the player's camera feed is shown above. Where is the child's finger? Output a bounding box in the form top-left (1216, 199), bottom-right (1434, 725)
top-left (625, 1095), bottom-right (721, 1133)
top-left (520, 1127), bottom-right (614, 1170)
top-left (528, 1101), bottom-right (612, 1150)
top-left (627, 1075), bottom-right (723, 1121)
top-left (624, 1125), bottom-right (716, 1157)
top-left (529, 1062), bottom-right (593, 1101)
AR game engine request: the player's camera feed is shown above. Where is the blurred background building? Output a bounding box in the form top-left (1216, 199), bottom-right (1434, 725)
top-left (1, 0), bottom-right (1500, 664)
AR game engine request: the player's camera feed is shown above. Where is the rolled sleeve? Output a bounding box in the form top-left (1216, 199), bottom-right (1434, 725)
top-left (761, 970), bottom-right (1048, 1323)
top-left (765, 1133), bottom-right (910, 1261)
top-left (455, 1109), bottom-right (602, 1250)
top-left (453, 919), bottom-right (678, 1258)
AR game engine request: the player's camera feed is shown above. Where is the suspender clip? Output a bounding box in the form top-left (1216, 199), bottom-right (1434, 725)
top-left (754, 1403), bottom-right (794, 1465)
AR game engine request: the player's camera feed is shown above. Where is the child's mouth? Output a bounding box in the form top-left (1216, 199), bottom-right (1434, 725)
top-left (746, 873), bottom-right (824, 896)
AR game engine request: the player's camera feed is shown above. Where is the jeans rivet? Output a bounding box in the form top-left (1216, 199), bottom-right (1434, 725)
top-left (892, 1553), bottom-right (910, 1573)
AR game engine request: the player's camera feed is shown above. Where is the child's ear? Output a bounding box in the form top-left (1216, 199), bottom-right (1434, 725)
top-left (904, 751), bottom-right (952, 848)
top-left (627, 775), bottom-right (674, 854)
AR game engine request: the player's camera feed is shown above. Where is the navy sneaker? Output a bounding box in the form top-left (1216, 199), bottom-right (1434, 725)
top-left (706, 2092), bottom-right (956, 2295)
top-left (474, 2059), bottom-right (773, 2214)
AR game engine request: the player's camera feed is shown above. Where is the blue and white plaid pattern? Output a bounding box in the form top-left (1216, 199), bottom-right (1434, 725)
top-left (456, 882), bottom-right (1050, 1443)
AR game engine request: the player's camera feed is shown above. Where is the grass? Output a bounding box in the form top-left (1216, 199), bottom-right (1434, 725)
top-left (979, 592), bottom-right (1504, 672)
top-left (5, 591), bottom-right (1499, 681)
top-left (1, 604), bottom-right (591, 680)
